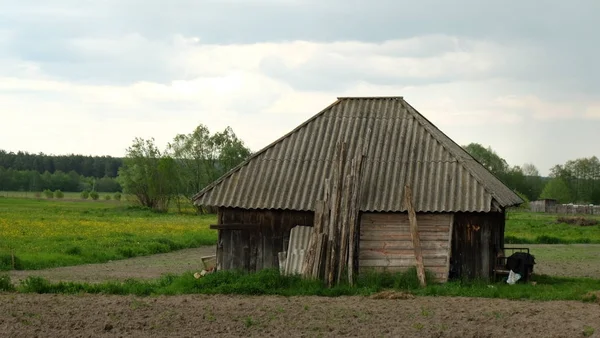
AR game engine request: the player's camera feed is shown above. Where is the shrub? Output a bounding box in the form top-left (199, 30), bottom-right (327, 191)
top-left (104, 194), bottom-right (112, 200)
top-left (557, 216), bottom-right (598, 226)
top-left (80, 190), bottom-right (90, 199)
top-left (54, 190), bottom-right (64, 199)
top-left (90, 191), bottom-right (99, 200)
top-left (43, 189), bottom-right (54, 199)
top-left (114, 192), bottom-right (122, 201)
top-left (0, 275), bottom-right (15, 292)
top-left (0, 253), bottom-right (23, 271)
top-left (65, 246), bottom-right (82, 256)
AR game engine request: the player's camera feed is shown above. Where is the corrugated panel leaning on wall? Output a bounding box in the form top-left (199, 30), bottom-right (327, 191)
top-left (359, 213), bottom-right (453, 282)
top-left (282, 226), bottom-right (313, 275)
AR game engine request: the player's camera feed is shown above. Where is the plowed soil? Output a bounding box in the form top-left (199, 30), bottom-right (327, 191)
top-left (3, 244), bottom-right (600, 337)
top-left (1, 294), bottom-right (599, 338)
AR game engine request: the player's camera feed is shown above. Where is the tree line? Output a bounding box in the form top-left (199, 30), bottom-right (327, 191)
top-left (0, 150), bottom-right (122, 178)
top-left (464, 143), bottom-right (600, 205)
top-left (2, 136), bottom-right (598, 207)
top-left (0, 168), bottom-right (121, 193)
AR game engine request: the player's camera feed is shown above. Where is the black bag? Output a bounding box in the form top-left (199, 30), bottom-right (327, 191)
top-left (506, 252), bottom-right (536, 281)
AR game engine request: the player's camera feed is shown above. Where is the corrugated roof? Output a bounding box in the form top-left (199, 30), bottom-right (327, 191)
top-left (193, 97), bottom-right (523, 212)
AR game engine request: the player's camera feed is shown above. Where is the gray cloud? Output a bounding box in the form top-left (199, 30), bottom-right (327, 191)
top-left (1, 0), bottom-right (598, 91)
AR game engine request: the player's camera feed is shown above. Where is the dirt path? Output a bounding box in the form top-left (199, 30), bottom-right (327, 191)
top-left (7, 244), bottom-right (600, 285)
top-left (1, 294), bottom-right (599, 338)
top-left (8, 246), bottom-right (216, 284)
top-left (528, 244), bottom-right (600, 279)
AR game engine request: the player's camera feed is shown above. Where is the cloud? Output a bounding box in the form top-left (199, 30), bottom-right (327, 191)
top-left (0, 0), bottom-right (599, 178)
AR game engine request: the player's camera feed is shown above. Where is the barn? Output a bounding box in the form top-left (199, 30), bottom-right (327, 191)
top-left (193, 96), bottom-right (523, 281)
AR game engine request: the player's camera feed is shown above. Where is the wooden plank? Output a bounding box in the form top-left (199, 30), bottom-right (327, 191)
top-left (361, 213), bottom-right (452, 225)
top-left (326, 141), bottom-right (346, 287)
top-left (359, 224), bottom-right (450, 232)
top-left (216, 230), bottom-right (223, 271)
top-left (359, 249), bottom-right (447, 259)
top-left (347, 161), bottom-right (359, 286)
top-left (444, 214), bottom-right (454, 283)
top-left (302, 200), bottom-right (324, 277)
top-left (249, 230), bottom-right (258, 272)
top-left (336, 173), bottom-right (353, 284)
top-left (359, 257), bottom-right (448, 267)
top-left (360, 232), bottom-right (450, 241)
top-left (360, 252), bottom-right (448, 260)
top-left (359, 240), bottom-right (448, 250)
top-left (360, 266), bottom-right (448, 275)
top-left (313, 233), bottom-right (327, 279)
top-left (405, 185), bottom-right (426, 287)
top-left (210, 223), bottom-right (260, 230)
top-left (359, 250), bottom-right (447, 260)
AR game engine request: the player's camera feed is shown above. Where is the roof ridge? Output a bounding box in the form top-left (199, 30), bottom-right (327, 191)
top-left (192, 98), bottom-right (343, 202)
top-left (401, 100), bottom-right (522, 208)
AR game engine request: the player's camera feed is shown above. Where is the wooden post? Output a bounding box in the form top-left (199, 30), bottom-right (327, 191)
top-left (326, 141), bottom-right (346, 287)
top-left (348, 128), bottom-right (371, 286)
top-left (336, 172), bottom-right (353, 284)
top-left (302, 200), bottom-right (325, 277)
top-left (405, 185), bottom-right (427, 287)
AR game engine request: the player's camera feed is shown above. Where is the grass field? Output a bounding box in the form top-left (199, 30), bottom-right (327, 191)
top-left (2, 268), bottom-right (600, 303)
top-left (0, 197), bottom-right (217, 271)
top-left (505, 211), bottom-right (600, 244)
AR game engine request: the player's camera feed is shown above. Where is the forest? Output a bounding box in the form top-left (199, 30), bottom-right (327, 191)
top-left (1, 131), bottom-right (599, 207)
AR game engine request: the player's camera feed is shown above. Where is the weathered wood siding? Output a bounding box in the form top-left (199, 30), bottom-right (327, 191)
top-left (450, 212), bottom-right (505, 280)
top-left (216, 208), bottom-right (314, 272)
top-left (358, 212), bottom-right (453, 282)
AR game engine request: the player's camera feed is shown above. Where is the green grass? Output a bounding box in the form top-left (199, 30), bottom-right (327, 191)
top-left (506, 211), bottom-right (600, 244)
top-left (0, 197), bottom-right (217, 271)
top-left (2, 268), bottom-right (599, 303)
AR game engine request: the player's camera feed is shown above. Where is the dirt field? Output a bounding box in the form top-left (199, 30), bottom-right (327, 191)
top-left (1, 293), bottom-right (599, 338)
top-left (527, 244), bottom-right (600, 279)
top-left (3, 244), bottom-right (600, 337)
top-left (8, 246), bottom-right (217, 284)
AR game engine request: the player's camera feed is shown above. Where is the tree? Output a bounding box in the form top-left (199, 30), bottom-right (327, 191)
top-left (118, 138), bottom-right (179, 212)
top-left (463, 143), bottom-right (508, 176)
top-left (522, 163), bottom-right (540, 177)
top-left (549, 157), bottom-right (600, 204)
top-left (168, 125), bottom-right (251, 207)
top-left (540, 178), bottom-right (572, 204)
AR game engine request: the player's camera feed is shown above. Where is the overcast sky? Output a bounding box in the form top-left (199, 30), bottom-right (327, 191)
top-left (1, 0), bottom-right (599, 175)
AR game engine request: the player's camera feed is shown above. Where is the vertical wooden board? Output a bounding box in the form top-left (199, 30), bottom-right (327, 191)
top-left (216, 230), bottom-right (224, 271)
top-left (226, 230), bottom-right (235, 270)
top-left (262, 226), bottom-right (274, 269)
top-left (481, 224), bottom-right (491, 279)
top-left (243, 229), bottom-right (251, 271)
top-left (443, 214), bottom-right (454, 283)
top-left (231, 230), bottom-right (243, 270)
top-left (256, 227), bottom-right (264, 271)
top-left (249, 229), bottom-right (258, 272)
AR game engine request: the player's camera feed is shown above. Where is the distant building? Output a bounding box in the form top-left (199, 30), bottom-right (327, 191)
top-left (530, 199), bottom-right (557, 213)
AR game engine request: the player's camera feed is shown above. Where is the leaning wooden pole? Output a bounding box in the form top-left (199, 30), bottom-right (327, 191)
top-left (405, 185), bottom-right (427, 287)
top-left (347, 128), bottom-right (371, 286)
top-left (326, 141), bottom-right (346, 287)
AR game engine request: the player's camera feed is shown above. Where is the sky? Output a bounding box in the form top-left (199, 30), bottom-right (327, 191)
top-left (1, 0), bottom-right (599, 175)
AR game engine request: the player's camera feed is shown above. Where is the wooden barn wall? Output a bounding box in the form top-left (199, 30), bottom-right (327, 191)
top-left (216, 208), bottom-right (314, 272)
top-left (358, 212), bottom-right (453, 282)
top-left (450, 211), bottom-right (505, 280)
